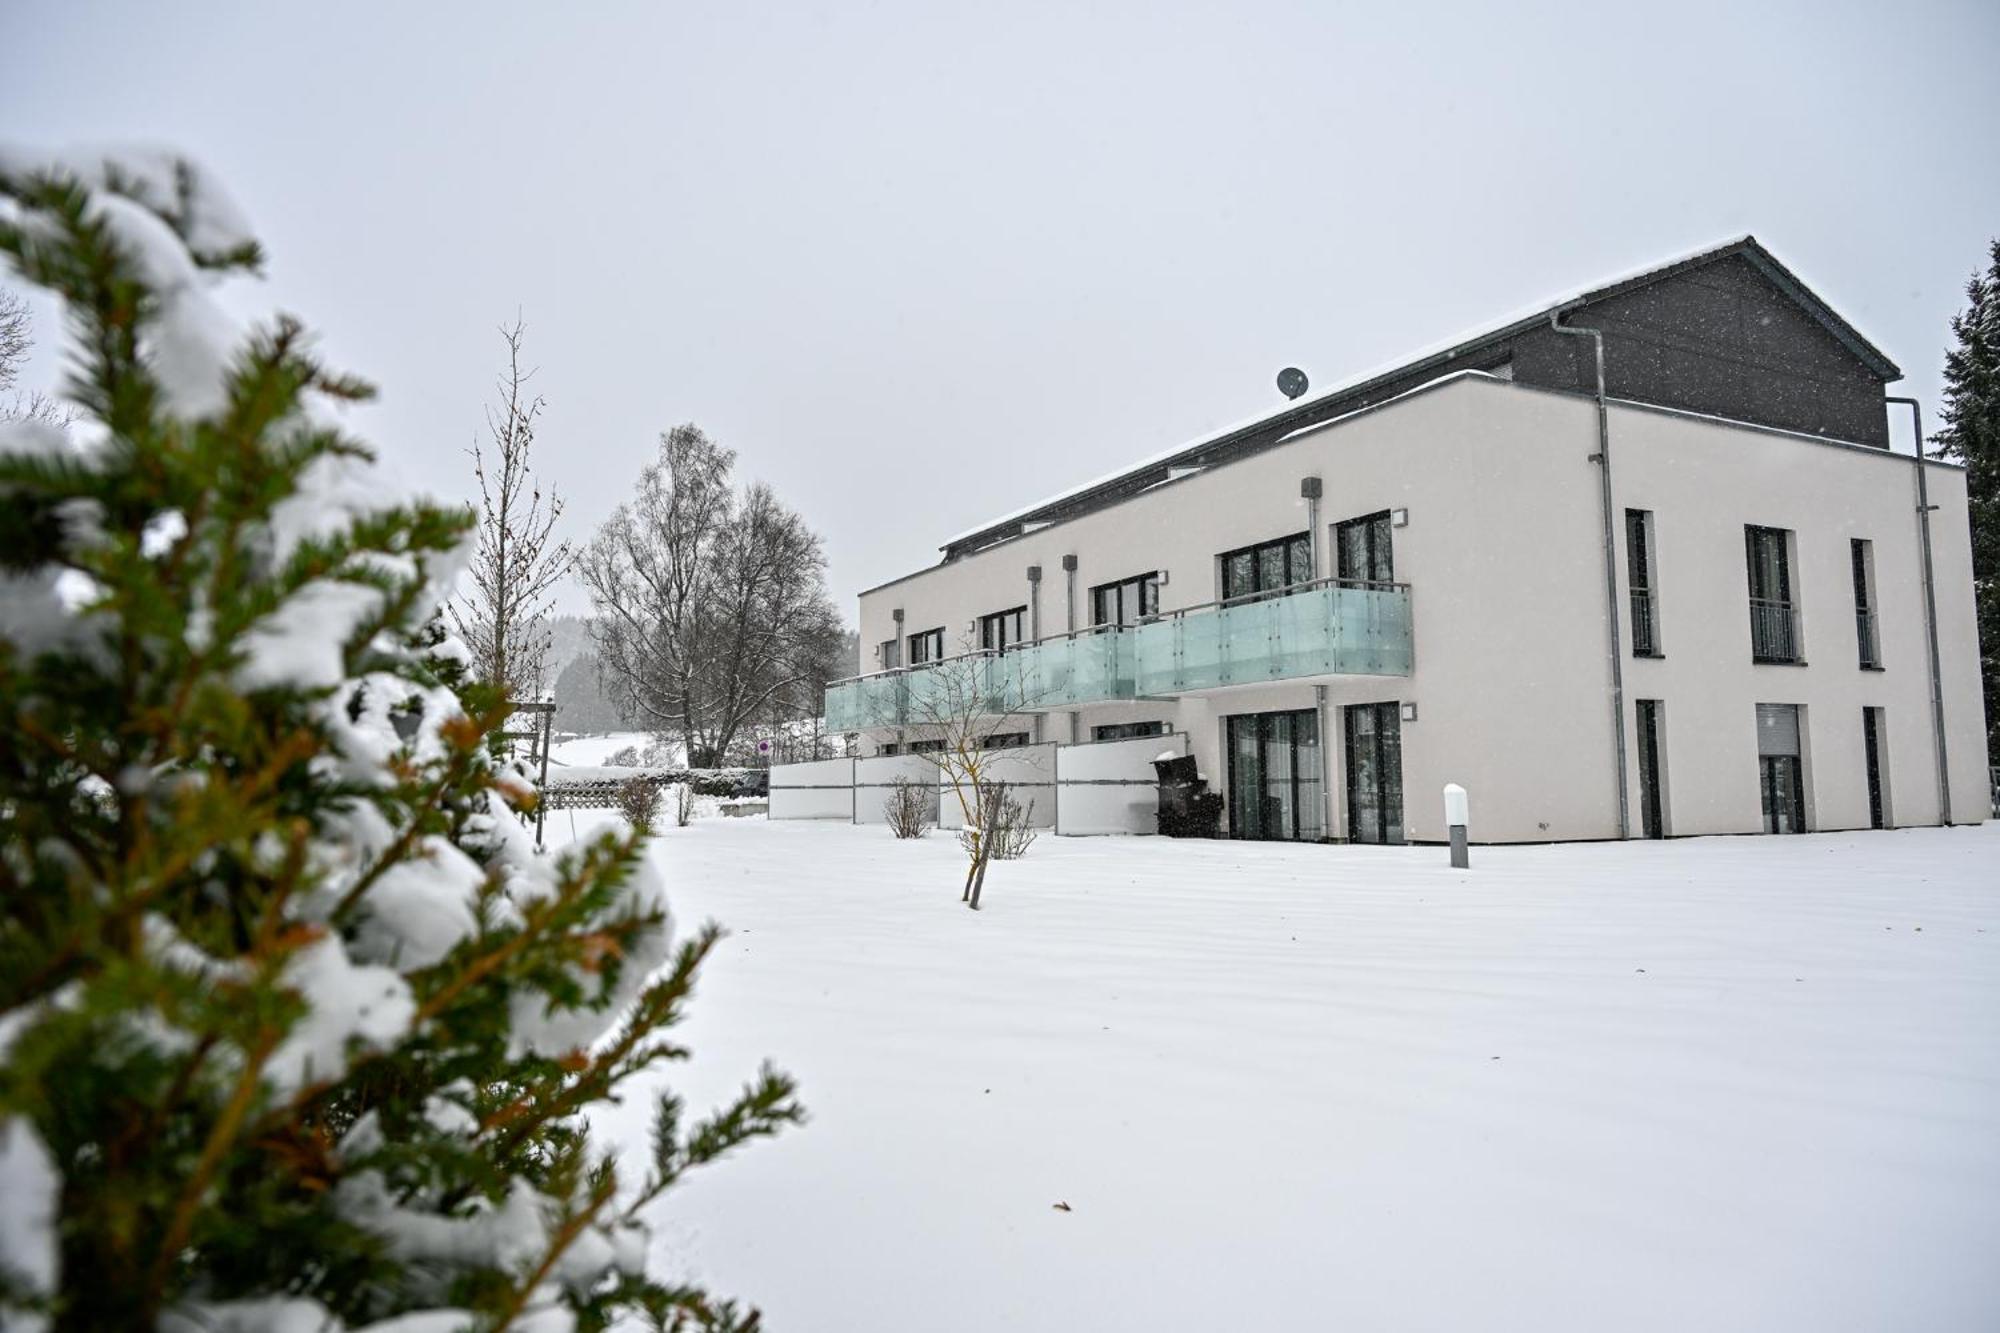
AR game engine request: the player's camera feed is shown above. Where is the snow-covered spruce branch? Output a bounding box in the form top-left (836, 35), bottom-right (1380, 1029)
top-left (0, 146), bottom-right (799, 1333)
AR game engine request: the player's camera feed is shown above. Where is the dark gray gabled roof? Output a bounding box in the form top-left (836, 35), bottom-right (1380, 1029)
top-left (938, 235), bottom-right (1899, 561)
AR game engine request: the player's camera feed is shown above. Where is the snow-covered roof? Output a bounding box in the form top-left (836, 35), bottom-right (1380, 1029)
top-left (937, 234), bottom-right (1899, 557)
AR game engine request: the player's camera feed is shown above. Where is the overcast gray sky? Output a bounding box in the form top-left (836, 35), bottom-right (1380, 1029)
top-left (5, 0), bottom-right (1998, 619)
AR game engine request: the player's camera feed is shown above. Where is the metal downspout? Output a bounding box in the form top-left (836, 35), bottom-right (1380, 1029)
top-left (1301, 476), bottom-right (1331, 837)
top-left (1887, 396), bottom-right (1952, 825)
top-left (1551, 312), bottom-right (1632, 839)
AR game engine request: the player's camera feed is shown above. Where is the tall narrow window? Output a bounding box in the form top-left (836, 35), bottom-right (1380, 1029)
top-left (1755, 703), bottom-right (1807, 833)
top-left (1851, 539), bottom-right (1880, 669)
top-left (1626, 509), bottom-right (1660, 657)
top-left (1745, 525), bottom-right (1798, 664)
top-left (1089, 573), bottom-right (1160, 627)
top-left (979, 606), bottom-right (1027, 652)
top-left (1334, 511), bottom-right (1393, 584)
top-left (1861, 707), bottom-right (1887, 829)
top-left (907, 627), bottom-right (944, 665)
top-left (1220, 532), bottom-right (1311, 602)
top-left (1635, 699), bottom-right (1665, 838)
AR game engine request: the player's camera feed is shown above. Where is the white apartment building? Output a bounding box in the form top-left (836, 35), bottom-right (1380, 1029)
top-left (805, 238), bottom-right (1990, 844)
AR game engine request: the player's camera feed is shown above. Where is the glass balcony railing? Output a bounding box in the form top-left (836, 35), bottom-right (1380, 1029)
top-left (825, 630), bottom-right (1134, 731)
top-left (1132, 579), bottom-right (1413, 695)
top-left (824, 668), bottom-right (912, 731)
top-left (823, 580), bottom-right (1412, 729)
top-left (992, 627), bottom-right (1134, 710)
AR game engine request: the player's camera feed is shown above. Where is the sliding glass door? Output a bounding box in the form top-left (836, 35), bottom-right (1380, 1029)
top-left (1344, 702), bottom-right (1405, 844)
top-left (1225, 709), bottom-right (1324, 841)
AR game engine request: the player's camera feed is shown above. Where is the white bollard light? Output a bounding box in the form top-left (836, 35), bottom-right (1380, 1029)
top-left (1443, 783), bottom-right (1469, 869)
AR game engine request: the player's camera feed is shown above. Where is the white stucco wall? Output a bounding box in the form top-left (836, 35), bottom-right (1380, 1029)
top-left (847, 374), bottom-right (1987, 842)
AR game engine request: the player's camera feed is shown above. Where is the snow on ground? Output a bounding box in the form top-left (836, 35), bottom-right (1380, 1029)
top-left (547, 731), bottom-right (683, 769)
top-left (596, 820), bottom-right (2000, 1332)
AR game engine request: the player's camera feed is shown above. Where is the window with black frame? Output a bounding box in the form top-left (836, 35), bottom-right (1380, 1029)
top-left (1092, 720), bottom-right (1167, 742)
top-left (1851, 539), bottom-right (1880, 669)
top-left (1626, 509), bottom-right (1660, 657)
top-left (1334, 511), bottom-right (1392, 584)
top-left (907, 627), bottom-right (945, 664)
top-left (1744, 525), bottom-right (1798, 663)
top-left (1220, 532), bottom-right (1311, 602)
top-left (979, 606), bottom-right (1027, 652)
top-left (1089, 572), bottom-right (1160, 627)
top-left (1755, 703), bottom-right (1807, 833)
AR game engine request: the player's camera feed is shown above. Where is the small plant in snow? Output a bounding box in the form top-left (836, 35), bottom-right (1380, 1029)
top-left (884, 778), bottom-right (933, 839)
top-left (618, 775), bottom-right (664, 830)
top-left (960, 782), bottom-right (1037, 861)
top-left (675, 783), bottom-right (697, 828)
top-left (604, 743), bottom-right (641, 767)
top-left (0, 148), bottom-right (799, 1333)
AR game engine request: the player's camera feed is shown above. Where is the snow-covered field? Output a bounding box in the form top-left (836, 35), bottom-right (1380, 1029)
top-left (598, 820), bottom-right (2000, 1332)
top-left (547, 731), bottom-right (675, 769)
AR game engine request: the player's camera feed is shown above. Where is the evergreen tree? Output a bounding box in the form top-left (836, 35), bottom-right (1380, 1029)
top-left (1932, 238), bottom-right (2000, 768)
top-left (0, 149), bottom-right (798, 1332)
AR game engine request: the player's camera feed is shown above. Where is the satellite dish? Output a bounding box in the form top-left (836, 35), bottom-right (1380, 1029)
top-left (1277, 367), bottom-right (1309, 400)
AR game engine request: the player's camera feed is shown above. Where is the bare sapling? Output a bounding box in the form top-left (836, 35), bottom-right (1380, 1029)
top-left (451, 317), bottom-right (576, 706)
top-left (905, 634), bottom-right (1053, 909)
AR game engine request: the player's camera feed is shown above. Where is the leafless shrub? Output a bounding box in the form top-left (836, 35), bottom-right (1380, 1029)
top-left (617, 776), bottom-right (662, 829)
top-left (959, 781), bottom-right (1036, 861)
top-left (884, 778), bottom-right (932, 840)
top-left (604, 744), bottom-right (640, 767)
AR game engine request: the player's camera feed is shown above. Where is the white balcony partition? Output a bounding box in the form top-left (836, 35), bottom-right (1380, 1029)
top-left (936, 743), bottom-right (1058, 830)
top-left (853, 753), bottom-right (942, 826)
top-left (768, 757), bottom-right (856, 822)
top-left (1054, 732), bottom-right (1187, 836)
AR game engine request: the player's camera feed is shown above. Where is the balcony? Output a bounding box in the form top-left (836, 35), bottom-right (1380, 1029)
top-left (824, 579), bottom-right (1413, 730)
top-left (826, 628), bottom-right (1135, 730)
top-left (1132, 578), bottom-right (1412, 695)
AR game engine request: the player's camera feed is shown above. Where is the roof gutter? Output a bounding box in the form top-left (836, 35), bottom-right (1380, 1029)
top-left (1551, 310), bottom-right (1632, 840)
top-left (1886, 396), bottom-right (1952, 825)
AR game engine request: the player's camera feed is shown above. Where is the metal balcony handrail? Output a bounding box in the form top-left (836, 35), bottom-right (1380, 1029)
top-left (1749, 596), bottom-right (1799, 662)
top-left (1137, 575), bottom-right (1409, 624)
top-left (826, 621), bottom-right (1139, 689)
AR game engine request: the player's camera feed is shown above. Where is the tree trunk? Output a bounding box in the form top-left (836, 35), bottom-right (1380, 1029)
top-left (967, 844), bottom-right (991, 910)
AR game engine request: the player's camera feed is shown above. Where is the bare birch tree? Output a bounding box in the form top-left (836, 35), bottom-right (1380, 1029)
top-left (581, 424), bottom-right (842, 766)
top-left (450, 317), bottom-right (574, 700)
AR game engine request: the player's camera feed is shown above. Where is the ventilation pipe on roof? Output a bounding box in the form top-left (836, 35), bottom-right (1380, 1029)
top-left (1550, 311), bottom-right (1632, 840)
top-left (1886, 397), bottom-right (1952, 826)
top-left (1301, 477), bottom-right (1323, 578)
